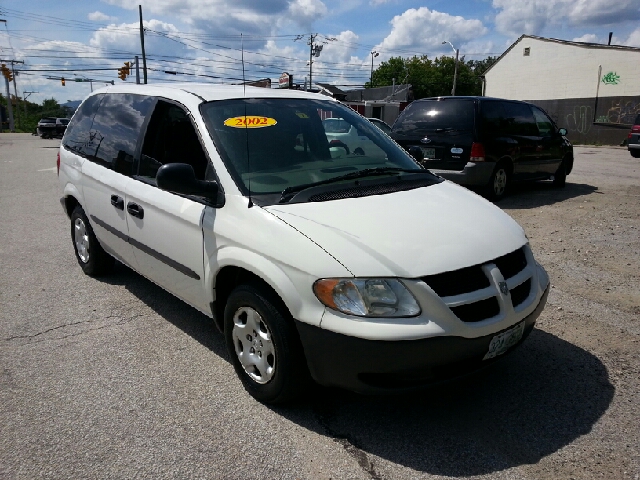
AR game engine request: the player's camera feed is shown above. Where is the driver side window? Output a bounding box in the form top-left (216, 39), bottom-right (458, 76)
top-left (138, 101), bottom-right (209, 182)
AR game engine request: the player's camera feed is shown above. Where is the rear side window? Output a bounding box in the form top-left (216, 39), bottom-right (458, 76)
top-left (634, 114), bottom-right (640, 126)
top-left (480, 101), bottom-right (507, 136)
top-left (84, 93), bottom-right (155, 175)
top-left (392, 99), bottom-right (475, 136)
top-left (501, 102), bottom-right (538, 136)
top-left (62, 95), bottom-right (103, 156)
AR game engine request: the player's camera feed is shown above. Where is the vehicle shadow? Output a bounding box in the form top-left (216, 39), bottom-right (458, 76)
top-left (275, 327), bottom-right (614, 476)
top-left (496, 181), bottom-right (598, 209)
top-left (98, 263), bottom-right (614, 477)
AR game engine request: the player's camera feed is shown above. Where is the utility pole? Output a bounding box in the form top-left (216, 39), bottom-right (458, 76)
top-left (308, 34), bottom-right (317, 92)
top-left (370, 51), bottom-right (379, 87)
top-left (11, 61), bottom-right (24, 129)
top-left (139, 5), bottom-right (147, 84)
top-left (135, 55), bottom-right (140, 84)
top-left (442, 41), bottom-right (459, 96)
top-left (23, 91), bottom-right (38, 116)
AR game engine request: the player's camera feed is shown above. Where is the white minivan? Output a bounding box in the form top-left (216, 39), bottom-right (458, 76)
top-left (58, 83), bottom-right (549, 404)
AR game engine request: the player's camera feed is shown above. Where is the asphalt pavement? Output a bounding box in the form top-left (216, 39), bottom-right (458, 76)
top-left (1, 134), bottom-right (637, 479)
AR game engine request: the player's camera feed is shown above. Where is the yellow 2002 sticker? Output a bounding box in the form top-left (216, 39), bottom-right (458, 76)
top-left (223, 116), bottom-right (277, 128)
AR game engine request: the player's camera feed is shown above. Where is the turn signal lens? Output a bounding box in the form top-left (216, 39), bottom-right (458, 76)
top-left (313, 278), bottom-right (421, 317)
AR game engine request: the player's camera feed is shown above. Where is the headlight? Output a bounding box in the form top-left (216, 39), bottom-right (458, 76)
top-left (313, 278), bottom-right (421, 317)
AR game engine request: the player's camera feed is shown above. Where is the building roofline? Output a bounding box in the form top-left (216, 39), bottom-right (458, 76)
top-left (481, 34), bottom-right (640, 77)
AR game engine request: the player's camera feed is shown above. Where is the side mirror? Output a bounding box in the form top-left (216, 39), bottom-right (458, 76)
top-left (558, 128), bottom-right (567, 136)
top-left (156, 163), bottom-right (219, 198)
top-left (408, 146), bottom-right (424, 162)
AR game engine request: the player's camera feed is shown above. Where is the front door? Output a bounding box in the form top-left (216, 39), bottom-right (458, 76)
top-left (126, 100), bottom-right (211, 313)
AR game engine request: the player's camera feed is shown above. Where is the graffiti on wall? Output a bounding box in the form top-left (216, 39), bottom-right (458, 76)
top-left (601, 72), bottom-right (621, 85)
top-left (596, 99), bottom-right (640, 125)
top-left (566, 106), bottom-right (592, 135)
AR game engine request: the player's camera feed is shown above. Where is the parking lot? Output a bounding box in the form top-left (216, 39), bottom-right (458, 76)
top-left (1, 133), bottom-right (638, 479)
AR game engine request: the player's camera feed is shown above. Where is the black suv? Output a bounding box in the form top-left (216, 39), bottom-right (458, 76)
top-left (628, 114), bottom-right (640, 158)
top-left (391, 96), bottom-right (573, 200)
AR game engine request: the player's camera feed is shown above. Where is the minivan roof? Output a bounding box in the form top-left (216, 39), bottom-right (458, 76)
top-left (85, 83), bottom-right (335, 103)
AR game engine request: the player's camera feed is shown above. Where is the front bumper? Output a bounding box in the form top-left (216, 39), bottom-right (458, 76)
top-left (296, 285), bottom-right (548, 394)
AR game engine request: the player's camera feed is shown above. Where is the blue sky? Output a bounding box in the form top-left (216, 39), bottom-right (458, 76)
top-left (1, 0), bottom-right (639, 104)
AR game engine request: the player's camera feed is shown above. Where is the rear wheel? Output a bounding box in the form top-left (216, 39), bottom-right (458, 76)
top-left (487, 162), bottom-right (510, 201)
top-left (224, 284), bottom-right (310, 404)
top-left (70, 205), bottom-right (114, 276)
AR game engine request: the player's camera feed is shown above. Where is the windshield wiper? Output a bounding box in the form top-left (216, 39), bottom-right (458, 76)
top-left (279, 167), bottom-right (425, 203)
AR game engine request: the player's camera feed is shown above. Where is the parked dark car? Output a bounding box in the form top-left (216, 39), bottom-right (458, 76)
top-left (38, 117), bottom-right (69, 138)
top-left (390, 96), bottom-right (574, 200)
top-left (628, 114), bottom-right (640, 158)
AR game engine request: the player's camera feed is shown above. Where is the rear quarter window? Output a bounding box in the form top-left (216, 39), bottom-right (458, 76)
top-left (392, 99), bottom-right (475, 136)
top-left (62, 95), bottom-right (103, 156)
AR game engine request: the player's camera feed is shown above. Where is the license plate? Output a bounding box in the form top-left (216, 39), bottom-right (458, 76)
top-left (420, 147), bottom-right (436, 159)
top-left (483, 321), bottom-right (525, 360)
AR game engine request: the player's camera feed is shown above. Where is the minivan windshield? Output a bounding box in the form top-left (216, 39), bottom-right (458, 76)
top-left (201, 98), bottom-right (431, 200)
top-left (392, 99), bottom-right (475, 136)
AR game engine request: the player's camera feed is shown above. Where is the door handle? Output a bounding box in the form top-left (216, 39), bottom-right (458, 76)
top-left (110, 195), bottom-right (124, 210)
top-left (127, 202), bottom-right (144, 219)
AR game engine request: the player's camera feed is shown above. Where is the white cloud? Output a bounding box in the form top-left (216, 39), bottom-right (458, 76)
top-left (370, 0), bottom-right (391, 5)
top-left (493, 0), bottom-right (640, 36)
top-left (88, 11), bottom-right (117, 22)
top-left (625, 27), bottom-right (640, 47)
top-left (572, 34), bottom-right (600, 43)
top-left (375, 8), bottom-right (487, 57)
top-left (288, 0), bottom-right (328, 27)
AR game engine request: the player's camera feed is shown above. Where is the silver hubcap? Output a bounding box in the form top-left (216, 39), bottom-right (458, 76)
top-left (494, 169), bottom-right (507, 195)
top-left (231, 307), bottom-right (276, 384)
top-left (74, 218), bottom-right (90, 263)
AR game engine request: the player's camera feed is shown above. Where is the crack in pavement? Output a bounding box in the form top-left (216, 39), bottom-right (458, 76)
top-left (3, 306), bottom-right (144, 345)
top-left (313, 402), bottom-right (384, 480)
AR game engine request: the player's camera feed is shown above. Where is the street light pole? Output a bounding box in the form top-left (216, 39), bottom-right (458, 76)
top-left (370, 51), bottom-right (379, 87)
top-left (442, 41), bottom-right (459, 96)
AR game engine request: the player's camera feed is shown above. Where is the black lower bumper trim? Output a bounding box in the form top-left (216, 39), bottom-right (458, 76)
top-left (296, 286), bottom-right (549, 394)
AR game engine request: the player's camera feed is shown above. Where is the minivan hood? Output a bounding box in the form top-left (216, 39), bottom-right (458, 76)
top-left (264, 181), bottom-right (526, 278)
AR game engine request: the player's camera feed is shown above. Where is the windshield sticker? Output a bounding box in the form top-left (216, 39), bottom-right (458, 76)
top-left (223, 116), bottom-right (277, 128)
top-left (295, 112), bottom-right (309, 119)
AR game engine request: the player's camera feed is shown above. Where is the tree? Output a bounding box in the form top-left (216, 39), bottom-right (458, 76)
top-left (367, 55), bottom-right (498, 99)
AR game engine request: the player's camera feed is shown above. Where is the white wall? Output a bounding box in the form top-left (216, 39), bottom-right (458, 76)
top-left (485, 37), bottom-right (640, 100)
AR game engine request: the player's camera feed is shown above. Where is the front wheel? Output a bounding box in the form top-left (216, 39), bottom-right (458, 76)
top-left (552, 159), bottom-right (567, 187)
top-left (224, 284), bottom-right (309, 404)
top-left (70, 205), bottom-right (114, 276)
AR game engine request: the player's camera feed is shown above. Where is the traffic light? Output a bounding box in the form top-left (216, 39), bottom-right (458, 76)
top-left (118, 67), bottom-right (126, 81)
top-left (61, 77), bottom-right (65, 86)
top-left (1, 63), bottom-right (9, 79)
top-left (123, 62), bottom-right (130, 76)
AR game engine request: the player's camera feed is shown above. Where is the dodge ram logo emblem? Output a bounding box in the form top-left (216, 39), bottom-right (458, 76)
top-left (499, 281), bottom-right (509, 295)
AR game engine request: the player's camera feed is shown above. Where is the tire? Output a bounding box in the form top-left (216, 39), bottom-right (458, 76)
top-left (487, 162), bottom-right (510, 201)
top-left (552, 159), bottom-right (567, 188)
top-left (354, 147), bottom-right (365, 156)
top-left (70, 205), bottom-right (114, 276)
top-left (224, 284), bottom-right (310, 404)
top-left (630, 150), bottom-right (640, 158)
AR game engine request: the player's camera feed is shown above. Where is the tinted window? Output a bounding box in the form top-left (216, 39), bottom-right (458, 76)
top-left (392, 99), bottom-right (475, 136)
top-left (85, 93), bottom-right (155, 175)
top-left (323, 119), bottom-right (351, 133)
top-left (501, 102), bottom-right (538, 136)
top-left (480, 101), bottom-right (507, 136)
top-left (139, 101), bottom-right (209, 182)
top-left (59, 119), bottom-right (69, 125)
top-left (531, 106), bottom-right (554, 136)
top-left (62, 94), bottom-right (103, 156)
top-left (634, 114), bottom-right (640, 126)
